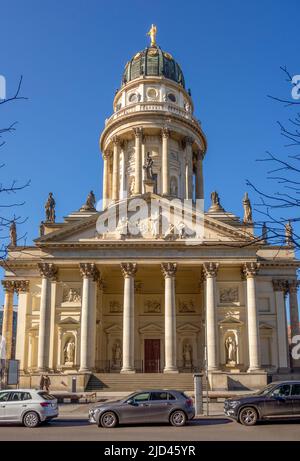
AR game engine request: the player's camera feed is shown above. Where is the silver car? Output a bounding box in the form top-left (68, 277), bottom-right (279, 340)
top-left (89, 389), bottom-right (195, 428)
top-left (0, 389), bottom-right (58, 427)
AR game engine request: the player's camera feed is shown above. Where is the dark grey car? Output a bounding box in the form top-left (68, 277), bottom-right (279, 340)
top-left (224, 381), bottom-right (300, 426)
top-left (89, 390), bottom-right (195, 428)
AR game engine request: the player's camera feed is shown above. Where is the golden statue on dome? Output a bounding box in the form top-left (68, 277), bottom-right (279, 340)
top-left (147, 24), bottom-right (157, 46)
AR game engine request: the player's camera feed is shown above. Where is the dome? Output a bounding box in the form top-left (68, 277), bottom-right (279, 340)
top-left (122, 45), bottom-right (185, 88)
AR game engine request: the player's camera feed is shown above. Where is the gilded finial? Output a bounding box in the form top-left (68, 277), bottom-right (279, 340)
top-left (147, 24), bottom-right (157, 47)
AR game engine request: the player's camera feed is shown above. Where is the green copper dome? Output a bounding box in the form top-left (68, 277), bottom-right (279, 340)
top-left (122, 45), bottom-right (185, 88)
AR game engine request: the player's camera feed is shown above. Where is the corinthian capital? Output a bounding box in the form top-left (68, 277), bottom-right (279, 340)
top-left (242, 262), bottom-right (260, 279)
top-left (1, 280), bottom-right (15, 293)
top-left (121, 262), bottom-right (137, 278)
top-left (161, 262), bottom-right (177, 278)
top-left (112, 135), bottom-right (120, 145)
top-left (161, 127), bottom-right (170, 138)
top-left (14, 280), bottom-right (30, 294)
top-left (288, 279), bottom-right (299, 293)
top-left (272, 279), bottom-right (288, 293)
top-left (38, 263), bottom-right (57, 280)
top-left (133, 127), bottom-right (143, 138)
top-left (184, 136), bottom-right (194, 146)
top-left (203, 262), bottom-right (219, 278)
top-left (79, 263), bottom-right (99, 281)
top-left (103, 151), bottom-right (112, 160)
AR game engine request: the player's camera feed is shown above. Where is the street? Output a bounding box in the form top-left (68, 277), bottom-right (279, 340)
top-left (0, 416), bottom-right (300, 441)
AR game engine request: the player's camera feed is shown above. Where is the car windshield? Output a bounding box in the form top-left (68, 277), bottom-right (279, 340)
top-left (256, 384), bottom-right (277, 396)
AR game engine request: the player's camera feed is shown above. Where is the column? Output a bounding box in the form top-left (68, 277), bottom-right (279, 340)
top-left (133, 127), bottom-right (143, 195)
top-left (273, 280), bottom-right (289, 371)
top-left (161, 262), bottom-right (178, 373)
top-left (121, 263), bottom-right (137, 373)
top-left (203, 262), bottom-right (219, 371)
top-left (288, 280), bottom-right (300, 338)
top-left (112, 136), bottom-right (120, 202)
top-left (79, 263), bottom-right (99, 372)
top-left (37, 263), bottom-right (57, 372)
top-left (14, 281), bottom-right (30, 370)
top-left (184, 137), bottom-right (193, 199)
top-left (162, 128), bottom-right (170, 196)
top-left (120, 142), bottom-right (127, 199)
top-left (243, 262), bottom-right (261, 372)
top-left (102, 151), bottom-right (111, 209)
top-left (1, 281), bottom-right (15, 360)
top-left (195, 150), bottom-right (204, 200)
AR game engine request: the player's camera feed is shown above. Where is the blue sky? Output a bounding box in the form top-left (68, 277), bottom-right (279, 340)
top-left (0, 0), bottom-right (299, 304)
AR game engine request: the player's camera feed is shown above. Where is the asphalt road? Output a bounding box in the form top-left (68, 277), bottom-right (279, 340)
top-left (0, 417), bottom-right (300, 441)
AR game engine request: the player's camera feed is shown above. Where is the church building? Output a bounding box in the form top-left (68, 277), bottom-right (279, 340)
top-left (1, 26), bottom-right (299, 391)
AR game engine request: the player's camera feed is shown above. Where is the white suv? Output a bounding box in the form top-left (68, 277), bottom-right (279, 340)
top-left (0, 389), bottom-right (58, 427)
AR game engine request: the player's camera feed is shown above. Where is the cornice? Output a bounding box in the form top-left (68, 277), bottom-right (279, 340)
top-left (100, 111), bottom-right (206, 153)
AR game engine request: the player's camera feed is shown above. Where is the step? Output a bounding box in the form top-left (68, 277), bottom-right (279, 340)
top-left (85, 373), bottom-right (207, 392)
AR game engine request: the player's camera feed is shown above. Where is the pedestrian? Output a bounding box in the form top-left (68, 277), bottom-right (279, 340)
top-left (44, 375), bottom-right (51, 392)
top-left (39, 374), bottom-right (45, 390)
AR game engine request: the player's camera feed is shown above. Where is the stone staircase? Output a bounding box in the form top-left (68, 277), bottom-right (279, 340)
top-left (85, 373), bottom-right (206, 392)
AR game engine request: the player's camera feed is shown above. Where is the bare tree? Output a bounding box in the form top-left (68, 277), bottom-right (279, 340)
top-left (247, 66), bottom-right (300, 250)
top-left (0, 76), bottom-right (30, 257)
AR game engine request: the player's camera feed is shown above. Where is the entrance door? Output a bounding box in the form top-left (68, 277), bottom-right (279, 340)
top-left (144, 339), bottom-right (160, 373)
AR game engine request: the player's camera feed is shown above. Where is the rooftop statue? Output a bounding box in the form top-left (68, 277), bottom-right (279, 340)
top-left (243, 192), bottom-right (252, 224)
top-left (81, 190), bottom-right (96, 211)
top-left (9, 221), bottom-right (17, 247)
top-left (147, 24), bottom-right (157, 47)
top-left (45, 192), bottom-right (56, 223)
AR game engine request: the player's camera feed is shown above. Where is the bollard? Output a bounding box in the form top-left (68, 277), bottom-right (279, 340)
top-left (193, 373), bottom-right (203, 415)
top-left (71, 376), bottom-right (77, 393)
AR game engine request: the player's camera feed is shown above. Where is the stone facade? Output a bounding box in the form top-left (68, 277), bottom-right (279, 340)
top-left (1, 30), bottom-right (300, 390)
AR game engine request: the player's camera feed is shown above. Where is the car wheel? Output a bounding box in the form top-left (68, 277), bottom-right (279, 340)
top-left (23, 411), bottom-right (40, 428)
top-left (99, 411), bottom-right (118, 428)
top-left (170, 410), bottom-right (186, 427)
top-left (239, 407), bottom-right (258, 426)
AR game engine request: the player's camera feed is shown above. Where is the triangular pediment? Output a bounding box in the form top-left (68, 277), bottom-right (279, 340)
top-left (105, 324), bottom-right (123, 333)
top-left (177, 322), bottom-right (200, 332)
top-left (58, 317), bottom-right (79, 325)
top-left (35, 194), bottom-right (256, 246)
top-left (139, 323), bottom-right (163, 334)
top-left (219, 316), bottom-right (243, 325)
top-left (259, 322), bottom-right (274, 330)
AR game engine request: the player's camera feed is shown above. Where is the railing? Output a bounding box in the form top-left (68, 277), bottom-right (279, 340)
top-left (104, 101), bottom-right (200, 127)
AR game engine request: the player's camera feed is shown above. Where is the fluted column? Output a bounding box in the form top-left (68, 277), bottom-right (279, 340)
top-left (79, 263), bottom-right (99, 372)
top-left (121, 263), bottom-right (137, 373)
top-left (133, 128), bottom-right (143, 195)
top-left (203, 262), bottom-right (219, 371)
top-left (161, 263), bottom-right (178, 373)
top-left (112, 136), bottom-right (120, 202)
top-left (273, 280), bottom-right (289, 371)
top-left (37, 263), bottom-right (57, 372)
top-left (288, 280), bottom-right (300, 338)
top-left (184, 137), bottom-right (193, 199)
top-left (243, 262), bottom-right (261, 372)
top-left (162, 128), bottom-right (170, 196)
top-left (1, 281), bottom-right (15, 360)
top-left (102, 151), bottom-right (111, 209)
top-left (14, 281), bottom-right (30, 369)
top-left (195, 150), bottom-right (204, 200)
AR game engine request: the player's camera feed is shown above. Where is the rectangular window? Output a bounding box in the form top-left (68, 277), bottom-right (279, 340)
top-left (291, 384), bottom-right (300, 396)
